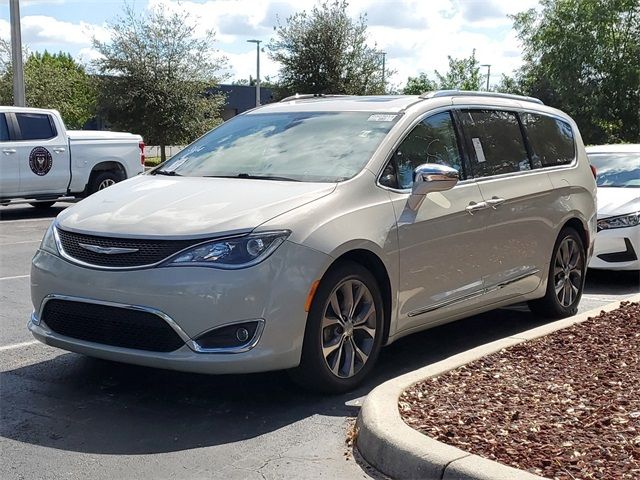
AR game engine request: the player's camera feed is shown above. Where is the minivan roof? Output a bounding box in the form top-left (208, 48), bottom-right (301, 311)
top-left (248, 91), bottom-right (545, 114)
top-left (585, 144), bottom-right (640, 153)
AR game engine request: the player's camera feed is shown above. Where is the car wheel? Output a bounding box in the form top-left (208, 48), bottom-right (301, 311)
top-left (290, 261), bottom-right (384, 393)
top-left (29, 201), bottom-right (56, 209)
top-left (528, 227), bottom-right (586, 318)
top-left (89, 171), bottom-right (120, 194)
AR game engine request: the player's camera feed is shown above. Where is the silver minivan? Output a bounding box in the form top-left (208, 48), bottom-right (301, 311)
top-left (29, 91), bottom-right (597, 392)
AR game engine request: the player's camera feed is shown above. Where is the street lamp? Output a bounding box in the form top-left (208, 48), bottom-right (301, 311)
top-left (481, 64), bottom-right (491, 91)
top-left (380, 51), bottom-right (387, 94)
top-left (247, 39), bottom-right (262, 107)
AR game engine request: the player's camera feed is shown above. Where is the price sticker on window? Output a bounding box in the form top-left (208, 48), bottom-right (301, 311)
top-left (472, 137), bottom-right (486, 163)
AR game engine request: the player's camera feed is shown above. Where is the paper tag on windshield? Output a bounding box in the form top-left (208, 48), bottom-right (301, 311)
top-left (368, 114), bottom-right (397, 122)
top-left (472, 137), bottom-right (486, 163)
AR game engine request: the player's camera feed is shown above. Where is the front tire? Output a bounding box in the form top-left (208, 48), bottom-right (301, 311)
top-left (290, 261), bottom-right (384, 393)
top-left (528, 227), bottom-right (586, 318)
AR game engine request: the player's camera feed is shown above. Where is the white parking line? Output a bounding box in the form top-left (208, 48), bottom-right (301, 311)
top-left (0, 274), bottom-right (29, 281)
top-left (0, 240), bottom-right (41, 246)
top-left (0, 340), bottom-right (39, 352)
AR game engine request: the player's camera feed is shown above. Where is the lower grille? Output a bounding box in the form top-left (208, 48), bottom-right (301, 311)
top-left (42, 299), bottom-right (185, 352)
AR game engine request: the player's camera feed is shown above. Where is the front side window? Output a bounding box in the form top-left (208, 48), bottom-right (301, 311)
top-left (15, 113), bottom-right (56, 140)
top-left (459, 109), bottom-right (530, 177)
top-left (588, 152), bottom-right (640, 188)
top-left (0, 114), bottom-right (9, 141)
top-left (520, 112), bottom-right (575, 168)
top-left (158, 111), bottom-right (399, 183)
top-left (380, 111), bottom-right (462, 189)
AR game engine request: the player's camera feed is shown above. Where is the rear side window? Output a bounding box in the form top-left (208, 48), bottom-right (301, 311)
top-left (0, 114), bottom-right (9, 141)
top-left (459, 110), bottom-right (530, 177)
top-left (15, 113), bottom-right (56, 140)
top-left (520, 113), bottom-right (575, 167)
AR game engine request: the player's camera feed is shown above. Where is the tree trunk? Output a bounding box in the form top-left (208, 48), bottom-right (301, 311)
top-left (160, 144), bottom-right (166, 163)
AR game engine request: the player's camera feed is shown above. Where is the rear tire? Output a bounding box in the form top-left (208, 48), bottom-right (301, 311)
top-left (289, 261), bottom-right (384, 394)
top-left (29, 201), bottom-right (55, 209)
top-left (88, 171), bottom-right (120, 195)
top-left (528, 227), bottom-right (586, 319)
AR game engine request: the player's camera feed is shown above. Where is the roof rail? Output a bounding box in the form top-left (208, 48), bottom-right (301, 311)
top-left (279, 93), bottom-right (348, 102)
top-left (419, 90), bottom-right (544, 105)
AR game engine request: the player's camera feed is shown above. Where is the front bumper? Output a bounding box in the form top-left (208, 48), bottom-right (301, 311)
top-left (29, 240), bottom-right (331, 374)
top-left (588, 224), bottom-right (640, 271)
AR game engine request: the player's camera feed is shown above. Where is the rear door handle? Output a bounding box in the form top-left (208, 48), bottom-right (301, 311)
top-left (465, 201), bottom-right (488, 215)
top-left (486, 197), bottom-right (506, 209)
top-left (2, 148), bottom-right (16, 154)
top-left (52, 147), bottom-right (66, 153)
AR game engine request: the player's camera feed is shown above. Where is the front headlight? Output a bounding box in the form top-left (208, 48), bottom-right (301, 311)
top-left (597, 212), bottom-right (639, 230)
top-left (40, 222), bottom-right (59, 255)
top-left (164, 230), bottom-right (290, 269)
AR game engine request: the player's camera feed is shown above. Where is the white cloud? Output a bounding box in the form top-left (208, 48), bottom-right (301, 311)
top-left (20, 15), bottom-right (109, 46)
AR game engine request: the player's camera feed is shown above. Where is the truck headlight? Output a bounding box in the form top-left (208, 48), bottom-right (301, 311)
top-left (597, 212), bottom-right (639, 230)
top-left (164, 231), bottom-right (290, 269)
top-left (40, 222), bottom-right (59, 255)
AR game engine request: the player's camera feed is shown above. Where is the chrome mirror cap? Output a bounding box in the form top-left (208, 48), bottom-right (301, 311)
top-left (409, 163), bottom-right (460, 210)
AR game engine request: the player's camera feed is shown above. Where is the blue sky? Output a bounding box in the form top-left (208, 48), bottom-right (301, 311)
top-left (0, 0), bottom-right (538, 88)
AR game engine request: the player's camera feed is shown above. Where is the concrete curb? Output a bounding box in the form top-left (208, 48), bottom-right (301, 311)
top-left (356, 294), bottom-right (640, 480)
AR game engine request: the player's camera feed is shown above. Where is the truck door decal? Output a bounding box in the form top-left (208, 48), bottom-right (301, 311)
top-left (29, 147), bottom-right (53, 176)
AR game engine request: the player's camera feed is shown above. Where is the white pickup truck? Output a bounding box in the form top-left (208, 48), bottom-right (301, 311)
top-left (0, 107), bottom-right (144, 209)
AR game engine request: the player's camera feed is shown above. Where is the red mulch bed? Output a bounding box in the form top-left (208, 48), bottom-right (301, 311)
top-left (400, 301), bottom-right (640, 480)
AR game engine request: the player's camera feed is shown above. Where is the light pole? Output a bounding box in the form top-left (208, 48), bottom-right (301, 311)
top-left (481, 64), bottom-right (491, 91)
top-left (247, 39), bottom-right (261, 107)
top-left (10, 0), bottom-right (25, 106)
top-left (380, 52), bottom-right (386, 93)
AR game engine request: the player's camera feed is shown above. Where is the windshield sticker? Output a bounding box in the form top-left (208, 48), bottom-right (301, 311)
top-left (472, 137), bottom-right (486, 163)
top-left (29, 147), bottom-right (53, 176)
top-left (368, 114), bottom-right (397, 122)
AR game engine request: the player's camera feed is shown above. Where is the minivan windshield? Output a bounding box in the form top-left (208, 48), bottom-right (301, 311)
top-left (157, 111), bottom-right (399, 182)
top-left (588, 152), bottom-right (640, 188)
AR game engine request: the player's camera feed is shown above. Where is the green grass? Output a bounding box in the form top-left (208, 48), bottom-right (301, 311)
top-left (144, 156), bottom-right (162, 167)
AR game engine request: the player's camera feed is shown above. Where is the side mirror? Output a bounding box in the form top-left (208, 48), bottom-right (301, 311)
top-left (409, 163), bottom-right (459, 210)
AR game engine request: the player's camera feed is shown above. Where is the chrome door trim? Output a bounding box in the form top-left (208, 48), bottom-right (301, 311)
top-left (407, 268), bottom-right (540, 318)
top-left (33, 294), bottom-right (265, 354)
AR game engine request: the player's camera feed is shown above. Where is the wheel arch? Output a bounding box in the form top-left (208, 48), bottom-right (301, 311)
top-left (85, 161), bottom-right (127, 194)
top-left (561, 216), bottom-right (590, 251)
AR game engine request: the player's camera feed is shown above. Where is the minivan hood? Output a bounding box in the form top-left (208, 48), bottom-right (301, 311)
top-left (597, 187), bottom-right (640, 218)
top-left (57, 175), bottom-right (336, 238)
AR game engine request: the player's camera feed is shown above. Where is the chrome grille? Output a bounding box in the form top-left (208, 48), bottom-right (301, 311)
top-left (56, 228), bottom-right (201, 268)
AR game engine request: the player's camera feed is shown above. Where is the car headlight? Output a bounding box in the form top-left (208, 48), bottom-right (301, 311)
top-left (597, 212), bottom-right (639, 230)
top-left (40, 222), bottom-right (59, 255)
top-left (164, 231), bottom-right (290, 269)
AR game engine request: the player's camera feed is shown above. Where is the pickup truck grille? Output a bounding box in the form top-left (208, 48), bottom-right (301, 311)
top-left (56, 228), bottom-right (201, 268)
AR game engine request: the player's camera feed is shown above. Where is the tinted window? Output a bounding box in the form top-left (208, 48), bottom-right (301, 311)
top-left (381, 111), bottom-right (462, 189)
top-left (0, 114), bottom-right (9, 141)
top-left (460, 110), bottom-right (530, 177)
top-left (520, 113), bottom-right (574, 167)
top-left (588, 152), bottom-right (640, 188)
top-left (160, 111), bottom-right (398, 183)
top-left (15, 113), bottom-right (56, 140)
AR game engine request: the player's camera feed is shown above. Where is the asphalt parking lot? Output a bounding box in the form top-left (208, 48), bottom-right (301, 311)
top-left (1, 204), bottom-right (638, 480)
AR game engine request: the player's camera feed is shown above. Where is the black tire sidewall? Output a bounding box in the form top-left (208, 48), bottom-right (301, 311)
top-left (293, 261), bottom-right (385, 393)
top-left (89, 171), bottom-right (120, 195)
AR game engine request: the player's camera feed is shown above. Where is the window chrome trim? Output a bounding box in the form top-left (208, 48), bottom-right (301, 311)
top-left (407, 268), bottom-right (540, 317)
top-left (33, 294), bottom-right (265, 354)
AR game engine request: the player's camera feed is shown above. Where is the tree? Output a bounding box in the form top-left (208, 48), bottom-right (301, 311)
top-left (0, 48), bottom-right (96, 129)
top-left (93, 5), bottom-right (227, 161)
top-left (512, 0), bottom-right (640, 143)
top-left (268, 0), bottom-right (389, 96)
top-left (402, 50), bottom-right (482, 94)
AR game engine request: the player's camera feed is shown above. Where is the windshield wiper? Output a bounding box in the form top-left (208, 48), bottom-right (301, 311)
top-left (153, 170), bottom-right (181, 176)
top-left (205, 173), bottom-right (300, 182)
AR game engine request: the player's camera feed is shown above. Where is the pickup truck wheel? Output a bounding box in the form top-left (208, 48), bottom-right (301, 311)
top-left (30, 202), bottom-right (56, 209)
top-left (89, 171), bottom-right (120, 194)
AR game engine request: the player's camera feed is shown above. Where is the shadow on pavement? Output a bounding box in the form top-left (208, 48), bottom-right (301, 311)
top-left (2, 305), bottom-right (560, 456)
top-left (0, 203), bottom-right (72, 221)
top-left (584, 268), bottom-right (639, 296)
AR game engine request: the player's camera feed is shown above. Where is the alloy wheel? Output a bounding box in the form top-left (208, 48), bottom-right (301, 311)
top-left (98, 178), bottom-right (116, 190)
top-left (553, 237), bottom-right (583, 307)
top-left (321, 279), bottom-right (377, 379)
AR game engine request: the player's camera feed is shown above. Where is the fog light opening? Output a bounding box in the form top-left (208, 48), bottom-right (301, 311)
top-left (236, 327), bottom-right (249, 342)
top-left (192, 320), bottom-right (264, 352)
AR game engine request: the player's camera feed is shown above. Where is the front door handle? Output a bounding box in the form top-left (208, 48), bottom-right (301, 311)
top-left (2, 148), bottom-right (16, 154)
top-left (52, 147), bottom-right (66, 153)
top-left (465, 201), bottom-right (488, 215)
top-left (486, 197), bottom-right (506, 209)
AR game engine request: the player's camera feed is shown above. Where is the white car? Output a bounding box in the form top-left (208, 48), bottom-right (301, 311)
top-left (29, 92), bottom-right (597, 392)
top-left (0, 107), bottom-right (144, 209)
top-left (586, 144), bottom-right (640, 271)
